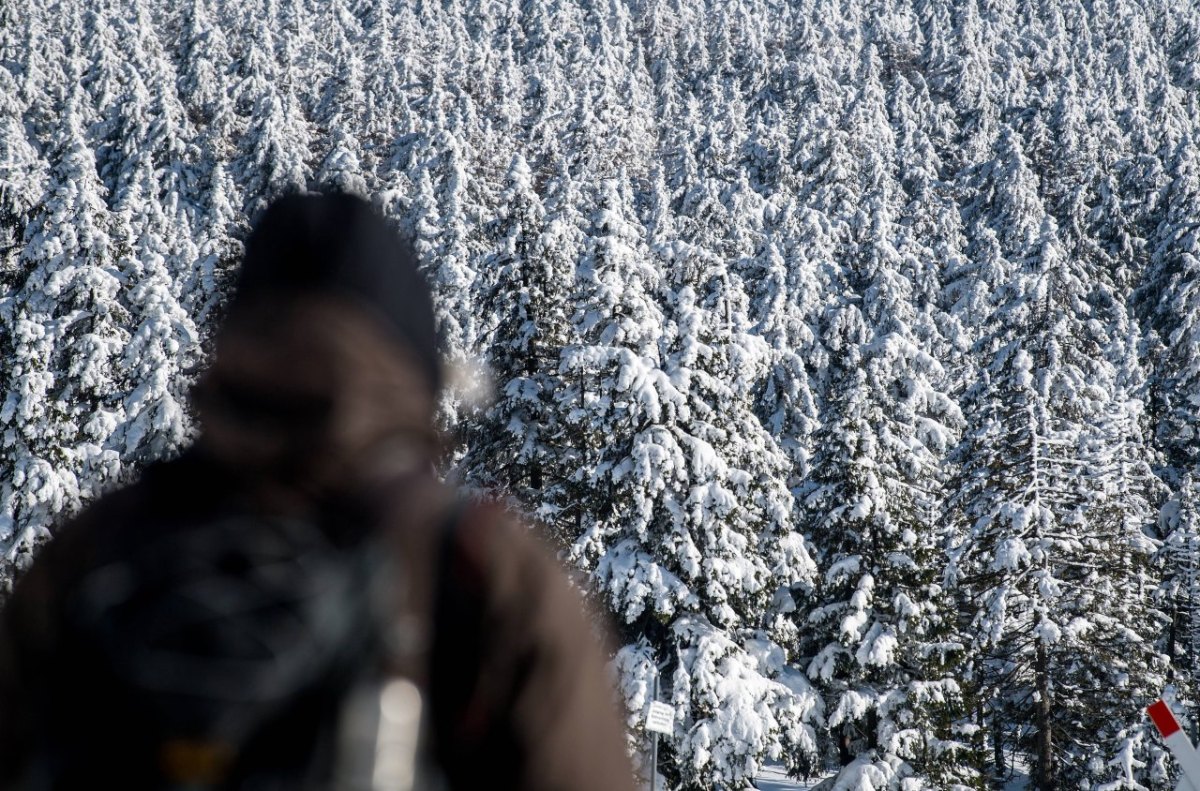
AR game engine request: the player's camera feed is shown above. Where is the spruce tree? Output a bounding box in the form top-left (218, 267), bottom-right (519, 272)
top-left (948, 128), bottom-right (1169, 789)
top-left (0, 67), bottom-right (45, 291)
top-left (796, 77), bottom-right (968, 782)
top-left (460, 153), bottom-right (573, 528)
top-left (565, 179), bottom-right (818, 789)
top-left (0, 87), bottom-right (127, 584)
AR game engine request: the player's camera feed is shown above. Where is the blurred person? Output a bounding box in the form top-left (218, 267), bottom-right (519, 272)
top-left (0, 193), bottom-right (635, 791)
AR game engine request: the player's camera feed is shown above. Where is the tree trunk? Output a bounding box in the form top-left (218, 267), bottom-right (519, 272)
top-left (838, 727), bottom-right (853, 767)
top-left (1168, 598), bottom-right (1178, 676)
top-left (1035, 639), bottom-right (1054, 789)
top-left (991, 705), bottom-right (1005, 784)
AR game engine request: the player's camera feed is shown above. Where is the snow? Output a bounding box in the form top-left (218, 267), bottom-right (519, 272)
top-left (753, 762), bottom-right (833, 791)
top-left (854, 622), bottom-right (897, 668)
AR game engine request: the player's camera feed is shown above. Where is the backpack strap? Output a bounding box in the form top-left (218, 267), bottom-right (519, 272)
top-left (428, 498), bottom-right (494, 759)
top-left (427, 499), bottom-right (548, 788)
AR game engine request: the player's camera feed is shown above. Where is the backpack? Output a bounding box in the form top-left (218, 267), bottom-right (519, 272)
top-left (53, 495), bottom-right (473, 791)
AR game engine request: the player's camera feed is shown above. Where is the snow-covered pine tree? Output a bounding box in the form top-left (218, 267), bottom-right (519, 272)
top-left (1082, 331), bottom-right (1172, 787)
top-left (795, 48), bottom-right (969, 785)
top-left (315, 125), bottom-right (369, 197)
top-left (746, 219), bottom-right (821, 488)
top-left (18, 3), bottom-right (75, 146)
top-left (312, 0), bottom-right (363, 134)
top-left (1143, 137), bottom-right (1200, 476)
top-left (185, 160), bottom-right (243, 331)
top-left (413, 131), bottom-right (485, 435)
top-left (175, 0), bottom-right (234, 132)
top-left (0, 0), bottom-right (25, 82)
top-left (564, 177), bottom-right (818, 789)
top-left (356, 0), bottom-right (409, 179)
top-left (232, 83), bottom-right (312, 219)
top-left (459, 153), bottom-right (573, 530)
top-left (110, 145), bottom-right (200, 465)
top-left (80, 4), bottom-right (127, 150)
top-left (0, 66), bottom-right (45, 291)
top-left (0, 84), bottom-right (127, 586)
top-left (947, 126), bottom-right (1168, 789)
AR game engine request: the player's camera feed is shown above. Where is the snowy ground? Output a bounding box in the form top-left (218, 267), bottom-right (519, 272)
top-left (751, 763), bottom-right (1030, 790)
top-left (753, 763), bottom-right (832, 790)
top-left (643, 763), bottom-right (830, 790)
top-left (1002, 765), bottom-right (1030, 790)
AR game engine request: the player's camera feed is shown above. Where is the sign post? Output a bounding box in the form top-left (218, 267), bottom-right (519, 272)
top-left (1148, 699), bottom-right (1200, 791)
top-left (645, 670), bottom-right (675, 791)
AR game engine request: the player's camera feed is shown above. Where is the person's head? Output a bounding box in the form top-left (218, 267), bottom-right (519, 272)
top-left (192, 192), bottom-right (442, 492)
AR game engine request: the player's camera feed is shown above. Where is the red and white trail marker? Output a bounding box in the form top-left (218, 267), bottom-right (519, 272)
top-left (1148, 699), bottom-right (1200, 791)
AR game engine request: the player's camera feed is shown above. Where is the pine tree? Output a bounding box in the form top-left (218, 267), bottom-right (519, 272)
top-left (0, 67), bottom-right (46, 291)
top-left (110, 149), bottom-right (201, 465)
top-left (1143, 137), bottom-right (1200, 474)
top-left (232, 82), bottom-right (312, 218)
top-left (748, 198), bottom-right (828, 491)
top-left (796, 63), bottom-right (969, 780)
top-left (424, 132), bottom-right (482, 364)
top-left (0, 87), bottom-right (127, 585)
top-left (460, 153), bottom-right (573, 529)
top-left (947, 127), bottom-right (1168, 789)
top-left (564, 178), bottom-right (818, 789)
top-left (175, 0), bottom-right (234, 131)
top-left (185, 160), bottom-right (243, 330)
top-left (315, 124), bottom-right (369, 196)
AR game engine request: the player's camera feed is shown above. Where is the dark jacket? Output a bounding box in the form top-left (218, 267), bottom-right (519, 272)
top-left (0, 297), bottom-right (635, 791)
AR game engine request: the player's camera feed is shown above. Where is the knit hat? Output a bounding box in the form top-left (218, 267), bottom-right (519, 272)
top-left (229, 192), bottom-right (441, 392)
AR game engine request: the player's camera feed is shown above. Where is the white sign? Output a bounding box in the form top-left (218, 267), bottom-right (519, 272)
top-left (1148, 699), bottom-right (1200, 791)
top-left (645, 702), bottom-right (675, 735)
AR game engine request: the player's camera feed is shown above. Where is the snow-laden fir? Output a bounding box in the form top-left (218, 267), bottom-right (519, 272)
top-left (2, 0), bottom-right (1200, 788)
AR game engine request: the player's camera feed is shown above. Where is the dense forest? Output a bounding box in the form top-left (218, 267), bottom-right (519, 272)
top-left (2, 0), bottom-right (1200, 787)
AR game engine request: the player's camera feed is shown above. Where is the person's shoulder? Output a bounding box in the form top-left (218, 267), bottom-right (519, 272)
top-left (7, 449), bottom-right (221, 603)
top-left (456, 499), bottom-right (561, 581)
top-left (451, 498), bottom-right (592, 632)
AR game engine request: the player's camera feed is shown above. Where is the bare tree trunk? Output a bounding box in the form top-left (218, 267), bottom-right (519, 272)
top-left (1035, 639), bottom-right (1054, 789)
top-left (991, 705), bottom-right (1005, 784)
top-left (971, 701), bottom-right (987, 790)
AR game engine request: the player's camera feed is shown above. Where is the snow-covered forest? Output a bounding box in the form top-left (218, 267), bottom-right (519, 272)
top-left (3, 0), bottom-right (1200, 787)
